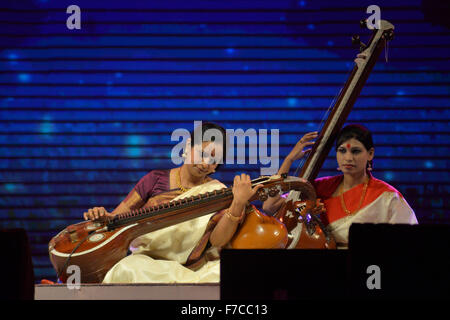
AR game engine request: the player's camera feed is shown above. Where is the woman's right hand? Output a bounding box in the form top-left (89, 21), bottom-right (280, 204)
top-left (83, 207), bottom-right (113, 220)
top-left (232, 173), bottom-right (264, 207)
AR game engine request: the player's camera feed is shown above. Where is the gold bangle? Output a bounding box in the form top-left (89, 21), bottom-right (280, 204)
top-left (225, 210), bottom-right (243, 222)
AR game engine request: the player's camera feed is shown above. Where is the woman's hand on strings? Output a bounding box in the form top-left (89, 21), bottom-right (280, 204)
top-left (286, 131), bottom-right (318, 162)
top-left (83, 207), bottom-right (114, 220)
top-left (311, 199), bottom-right (326, 216)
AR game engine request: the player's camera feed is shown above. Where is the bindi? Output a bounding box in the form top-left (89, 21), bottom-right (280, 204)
top-left (346, 143), bottom-right (351, 149)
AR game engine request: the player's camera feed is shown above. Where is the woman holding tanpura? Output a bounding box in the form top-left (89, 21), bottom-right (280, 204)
top-left (263, 124), bottom-right (418, 248)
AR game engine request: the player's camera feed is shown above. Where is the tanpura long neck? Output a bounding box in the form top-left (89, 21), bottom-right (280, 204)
top-left (299, 20), bottom-right (394, 183)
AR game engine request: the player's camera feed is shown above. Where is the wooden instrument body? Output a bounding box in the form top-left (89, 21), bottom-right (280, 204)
top-left (231, 178), bottom-right (336, 250)
top-left (276, 199), bottom-right (336, 249)
top-left (50, 189), bottom-right (234, 283)
top-left (49, 221), bottom-right (135, 283)
top-left (230, 205), bottom-right (288, 249)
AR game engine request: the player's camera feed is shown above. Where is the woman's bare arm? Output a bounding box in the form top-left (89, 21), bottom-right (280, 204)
top-left (263, 132), bottom-right (317, 215)
top-left (209, 174), bottom-right (263, 248)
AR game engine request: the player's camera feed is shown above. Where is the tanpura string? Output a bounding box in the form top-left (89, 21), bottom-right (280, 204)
top-left (385, 38), bottom-right (389, 63)
top-left (292, 59), bottom-right (357, 178)
top-left (56, 231), bottom-right (94, 282)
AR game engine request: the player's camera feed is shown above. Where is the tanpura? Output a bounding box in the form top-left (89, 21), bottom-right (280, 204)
top-left (230, 19), bottom-right (395, 250)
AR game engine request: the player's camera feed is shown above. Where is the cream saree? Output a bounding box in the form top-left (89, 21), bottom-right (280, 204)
top-left (102, 179), bottom-right (226, 283)
top-left (327, 190), bottom-right (418, 245)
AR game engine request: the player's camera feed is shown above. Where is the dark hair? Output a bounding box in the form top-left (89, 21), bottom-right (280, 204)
top-left (336, 124), bottom-right (374, 171)
top-left (336, 124), bottom-right (374, 151)
top-left (189, 121), bottom-right (227, 169)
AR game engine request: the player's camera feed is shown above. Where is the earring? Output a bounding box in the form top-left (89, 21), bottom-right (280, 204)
top-left (367, 160), bottom-right (373, 171)
top-left (337, 167), bottom-right (341, 171)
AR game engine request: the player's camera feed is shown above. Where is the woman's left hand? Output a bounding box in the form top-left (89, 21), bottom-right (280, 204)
top-left (311, 199), bottom-right (326, 216)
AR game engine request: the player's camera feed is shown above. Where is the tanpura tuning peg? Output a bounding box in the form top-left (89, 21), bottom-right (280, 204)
top-left (351, 34), bottom-right (360, 45)
top-left (351, 34), bottom-right (367, 52)
top-left (383, 29), bottom-right (394, 41)
top-left (359, 19), bottom-right (367, 28)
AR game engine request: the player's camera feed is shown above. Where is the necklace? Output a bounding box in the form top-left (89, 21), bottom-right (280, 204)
top-left (339, 177), bottom-right (369, 215)
top-left (177, 167), bottom-right (206, 193)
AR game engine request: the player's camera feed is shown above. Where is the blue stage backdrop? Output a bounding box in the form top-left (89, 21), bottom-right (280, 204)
top-left (0, 0), bottom-right (448, 282)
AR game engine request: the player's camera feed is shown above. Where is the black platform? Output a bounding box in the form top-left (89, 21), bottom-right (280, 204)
top-left (220, 223), bottom-right (450, 300)
top-left (348, 223), bottom-right (450, 299)
top-left (0, 228), bottom-right (35, 300)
